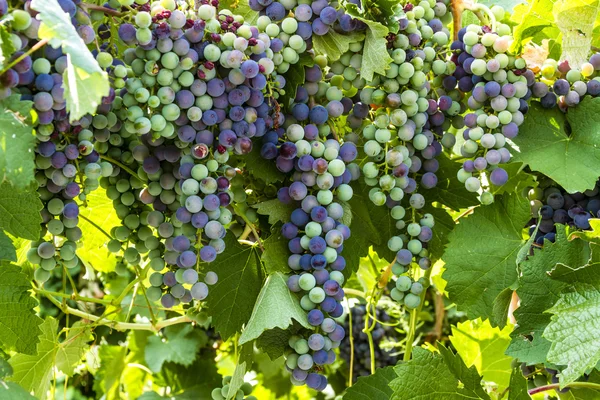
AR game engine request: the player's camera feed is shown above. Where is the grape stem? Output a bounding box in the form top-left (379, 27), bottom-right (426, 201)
top-left (232, 205), bottom-right (264, 251)
top-left (344, 288), bottom-right (367, 298)
top-left (99, 154), bottom-right (147, 183)
top-left (0, 38), bottom-right (49, 76)
top-left (403, 267), bottom-right (433, 361)
top-left (34, 288), bottom-right (113, 306)
top-left (346, 297), bottom-right (355, 387)
top-left (528, 382), bottom-right (600, 395)
top-left (80, 3), bottom-right (124, 17)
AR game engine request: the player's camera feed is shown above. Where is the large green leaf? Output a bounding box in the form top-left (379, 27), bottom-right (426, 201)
top-left (358, 20), bottom-right (392, 82)
top-left (30, 0), bottom-right (110, 121)
top-left (553, 0), bottom-right (600, 68)
top-left (239, 272), bottom-right (311, 345)
top-left (344, 366), bottom-right (397, 400)
top-left (390, 346), bottom-right (490, 400)
top-left (254, 199), bottom-right (295, 226)
top-left (507, 226), bottom-right (591, 365)
top-left (0, 230), bottom-right (16, 262)
top-left (0, 382), bottom-right (36, 399)
top-left (77, 188), bottom-right (120, 272)
top-left (0, 264), bottom-right (43, 355)
top-left (8, 318), bottom-right (87, 400)
top-left (55, 321), bottom-right (92, 376)
top-left (510, 0), bottom-right (559, 53)
top-left (312, 30), bottom-right (365, 62)
top-left (510, 99), bottom-right (600, 193)
top-left (261, 226), bottom-right (290, 275)
top-left (544, 282), bottom-right (600, 386)
top-left (242, 145), bottom-right (285, 185)
top-left (0, 183), bottom-right (42, 240)
top-left (145, 325), bottom-right (206, 373)
top-left (0, 24), bottom-right (16, 70)
top-left (93, 345), bottom-right (127, 400)
top-left (205, 234), bottom-right (263, 339)
top-left (0, 95), bottom-right (36, 190)
top-left (443, 194), bottom-right (530, 326)
top-left (450, 319), bottom-right (513, 392)
top-left (508, 367), bottom-right (531, 400)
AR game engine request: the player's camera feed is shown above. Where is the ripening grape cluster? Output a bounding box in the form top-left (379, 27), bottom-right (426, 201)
top-left (526, 179), bottom-right (600, 245)
top-left (447, 21), bottom-right (530, 200)
top-left (531, 53), bottom-right (600, 110)
top-left (211, 376), bottom-right (257, 400)
top-left (339, 304), bottom-right (398, 381)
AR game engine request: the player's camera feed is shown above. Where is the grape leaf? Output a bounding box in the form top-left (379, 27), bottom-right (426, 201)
top-left (510, 0), bottom-right (558, 54)
top-left (508, 367), bottom-right (531, 400)
top-left (450, 319), bottom-right (513, 391)
top-left (0, 95), bottom-right (36, 190)
top-left (0, 183), bottom-right (42, 240)
top-left (442, 193), bottom-right (530, 327)
top-left (544, 282), bottom-right (600, 386)
top-left (0, 382), bottom-right (36, 399)
top-left (226, 344), bottom-right (253, 400)
top-left (357, 20), bottom-right (392, 82)
top-left (490, 162), bottom-right (537, 196)
top-left (253, 352), bottom-right (293, 398)
top-left (312, 30), bottom-right (365, 62)
top-left (154, 355), bottom-right (221, 399)
top-left (8, 318), bottom-right (84, 399)
top-left (0, 264), bottom-right (43, 355)
top-left (30, 0), bottom-right (110, 121)
top-left (423, 205), bottom-right (455, 261)
top-left (93, 345), bottom-right (127, 400)
top-left (256, 327), bottom-right (293, 360)
top-left (77, 188), bottom-right (120, 272)
top-left (261, 225), bottom-right (291, 274)
top-left (0, 24), bottom-right (16, 70)
top-left (145, 324), bottom-right (205, 373)
top-left (510, 99), bottom-right (600, 193)
top-left (205, 234), bottom-right (263, 339)
top-left (422, 152), bottom-right (479, 212)
top-left (345, 249), bottom-right (386, 293)
top-left (344, 366), bottom-right (397, 400)
top-left (0, 231), bottom-right (16, 262)
top-left (254, 199), bottom-right (295, 226)
top-left (554, 0), bottom-right (600, 68)
top-left (390, 346), bottom-right (490, 400)
top-left (569, 219), bottom-right (600, 244)
top-left (243, 144), bottom-right (285, 184)
top-left (239, 272), bottom-right (311, 345)
top-left (507, 226), bottom-right (591, 365)
top-left (219, 0), bottom-right (259, 25)
top-left (55, 322), bottom-right (92, 376)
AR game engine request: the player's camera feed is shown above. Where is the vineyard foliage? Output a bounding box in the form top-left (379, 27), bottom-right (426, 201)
top-left (1, 0), bottom-right (600, 399)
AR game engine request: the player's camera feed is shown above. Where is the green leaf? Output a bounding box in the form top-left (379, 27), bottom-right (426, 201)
top-left (30, 0), bottom-right (110, 121)
top-left (239, 272), bottom-right (311, 345)
top-left (345, 249), bottom-right (385, 293)
top-left (312, 30), bottom-right (365, 62)
top-left (93, 345), bottom-right (127, 400)
top-left (261, 226), bottom-right (290, 275)
top-left (490, 163), bottom-right (538, 196)
top-left (508, 367), bottom-right (531, 400)
top-left (390, 346), bottom-right (490, 400)
top-left (0, 381), bottom-right (36, 399)
top-left (422, 152), bottom-right (479, 212)
top-left (569, 219), bottom-right (600, 244)
top-left (145, 324), bottom-right (205, 373)
top-left (256, 327), bottom-right (293, 360)
top-left (0, 95), bottom-right (36, 190)
top-left (0, 183), bottom-right (42, 240)
top-left (510, 0), bottom-right (558, 54)
top-left (544, 282), bottom-right (600, 386)
top-left (510, 99), bottom-right (600, 193)
top-left (155, 355), bottom-right (221, 398)
top-left (243, 144), bottom-right (285, 185)
top-left (254, 352), bottom-right (292, 398)
top-left (77, 188), bottom-right (120, 272)
top-left (254, 199), bottom-right (295, 226)
top-left (508, 226), bottom-right (591, 365)
top-left (205, 234), bottom-right (263, 339)
top-left (0, 24), bottom-right (16, 70)
top-left (557, 370), bottom-right (600, 399)
top-left (8, 317), bottom-right (80, 400)
top-left (0, 231), bottom-right (16, 262)
top-left (423, 205), bottom-right (455, 262)
top-left (218, 0), bottom-right (259, 25)
top-left (55, 322), bottom-right (92, 376)
top-left (344, 366), bottom-right (397, 400)
top-left (226, 344), bottom-right (253, 400)
top-left (450, 319), bottom-right (513, 391)
top-left (554, 0), bottom-right (600, 68)
top-left (358, 20), bottom-right (392, 82)
top-left (443, 193), bottom-right (530, 326)
top-left (0, 264), bottom-right (43, 355)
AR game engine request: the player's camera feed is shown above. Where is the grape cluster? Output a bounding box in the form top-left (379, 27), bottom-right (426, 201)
top-left (448, 21), bottom-right (530, 200)
top-left (338, 304), bottom-right (398, 381)
top-left (531, 53), bottom-right (600, 110)
top-left (211, 376), bottom-right (257, 400)
top-left (526, 179), bottom-right (600, 245)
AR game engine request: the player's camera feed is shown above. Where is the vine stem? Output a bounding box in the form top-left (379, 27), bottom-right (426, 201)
top-left (80, 3), bottom-right (124, 17)
top-left (232, 205), bottom-right (264, 251)
top-left (346, 297), bottom-right (355, 387)
top-left (99, 155), bottom-right (147, 183)
top-left (0, 38), bottom-right (48, 75)
top-left (403, 268), bottom-right (433, 361)
top-left (528, 382), bottom-right (600, 395)
top-left (34, 288), bottom-right (113, 306)
top-left (344, 288), bottom-right (367, 298)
